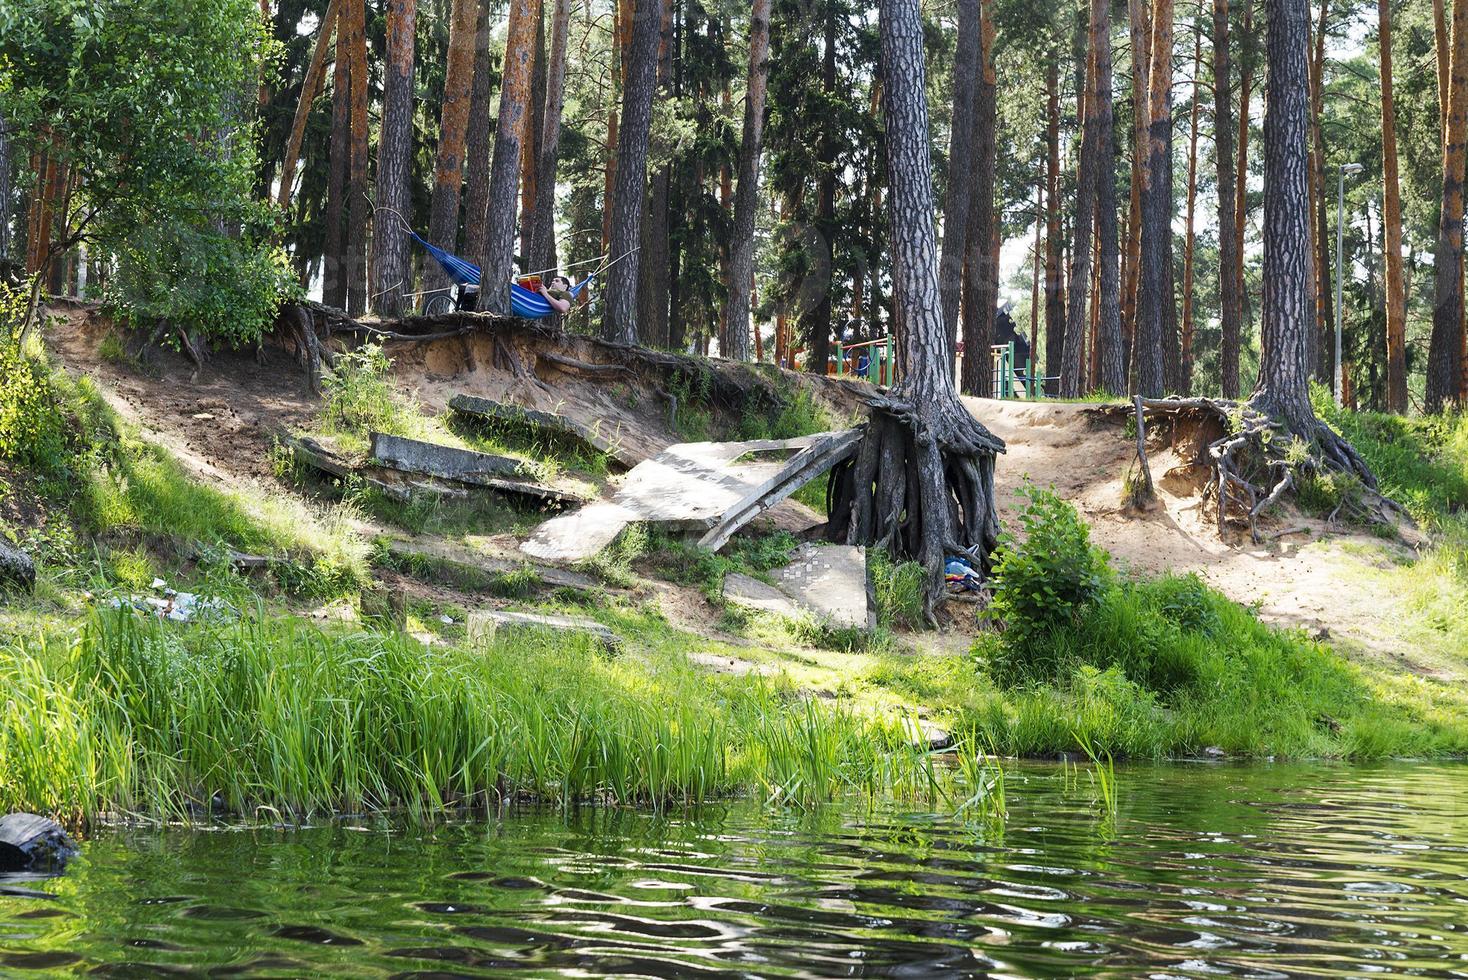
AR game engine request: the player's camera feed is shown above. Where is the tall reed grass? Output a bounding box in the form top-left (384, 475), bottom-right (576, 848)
top-left (0, 609), bottom-right (958, 826)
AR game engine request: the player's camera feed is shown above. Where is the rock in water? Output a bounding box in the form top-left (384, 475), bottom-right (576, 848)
top-left (0, 814), bottom-right (77, 873)
top-left (0, 541), bottom-right (35, 593)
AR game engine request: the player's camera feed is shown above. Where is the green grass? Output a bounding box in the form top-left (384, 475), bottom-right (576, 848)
top-left (0, 607), bottom-right (984, 826)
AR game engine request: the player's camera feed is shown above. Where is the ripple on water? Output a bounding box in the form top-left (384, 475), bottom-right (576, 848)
top-left (1, 762), bottom-right (1466, 977)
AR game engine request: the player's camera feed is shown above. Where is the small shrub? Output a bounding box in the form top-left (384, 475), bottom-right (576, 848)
top-left (321, 342), bottom-right (401, 437)
top-left (871, 548), bottom-right (925, 630)
top-left (986, 484), bottom-right (1109, 678)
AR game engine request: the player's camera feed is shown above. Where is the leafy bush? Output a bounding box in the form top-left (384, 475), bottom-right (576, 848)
top-left (986, 484), bottom-right (1109, 678)
top-left (0, 278), bottom-right (74, 476)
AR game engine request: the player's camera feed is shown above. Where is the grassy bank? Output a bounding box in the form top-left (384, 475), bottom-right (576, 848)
top-left (0, 609), bottom-right (983, 826)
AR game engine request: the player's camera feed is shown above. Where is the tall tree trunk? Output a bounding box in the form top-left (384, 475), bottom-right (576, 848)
top-left (1380, 0), bottom-right (1407, 413)
top-left (831, 0), bottom-right (1003, 619)
top-left (424, 0), bottom-right (479, 294)
top-left (1428, 0), bottom-right (1468, 411)
top-left (1061, 31), bottom-right (1098, 398)
top-left (1044, 56), bottom-right (1065, 388)
top-left (520, 11), bottom-right (547, 267)
top-left (1181, 17), bottom-right (1201, 396)
top-left (1031, 182), bottom-right (1042, 370)
top-left (603, 0), bottom-right (664, 342)
top-left (1234, 0), bottom-right (1254, 387)
top-left (960, 0), bottom-right (998, 396)
top-left (323, 24), bottom-right (350, 307)
top-left (1308, 0), bottom-right (1332, 384)
top-left (1436, 0), bottom-right (1450, 131)
top-left (806, 6), bottom-right (840, 375)
top-left (277, 0), bottom-right (339, 209)
top-left (371, 0), bottom-right (417, 317)
top-left (529, 0), bottom-right (573, 272)
top-left (638, 0), bottom-right (675, 348)
top-left (937, 0), bottom-right (982, 362)
top-left (1093, 0), bottom-right (1124, 395)
top-left (1253, 0), bottom-right (1318, 430)
top-left (722, 0), bottom-right (773, 361)
top-left (1136, 0), bottom-right (1174, 396)
top-left (343, 0), bottom-right (370, 316)
top-left (0, 111), bottom-right (10, 263)
top-left (473, 0), bottom-right (541, 312)
top-left (1124, 0), bottom-right (1151, 366)
top-left (462, 0), bottom-right (496, 268)
top-left (1214, 0), bottom-right (1242, 398)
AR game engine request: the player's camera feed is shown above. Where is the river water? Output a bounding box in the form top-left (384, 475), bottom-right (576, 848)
top-left (2, 762), bottom-right (1465, 977)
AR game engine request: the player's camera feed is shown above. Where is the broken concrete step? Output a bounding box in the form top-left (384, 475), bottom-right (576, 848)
top-left (723, 543), bottom-right (873, 631)
top-left (449, 394), bottom-right (639, 470)
top-left (370, 431), bottom-right (531, 481)
top-left (287, 435), bottom-right (446, 503)
top-left (466, 609), bottom-right (620, 652)
top-left (521, 429), bottom-right (861, 563)
top-left (382, 538), bottom-right (606, 593)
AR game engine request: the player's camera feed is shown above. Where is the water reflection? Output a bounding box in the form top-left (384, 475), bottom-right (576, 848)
top-left (1, 763), bottom-right (1466, 977)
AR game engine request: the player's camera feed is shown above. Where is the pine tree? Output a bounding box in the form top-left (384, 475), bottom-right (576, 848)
top-left (370, 0), bottom-right (417, 317)
top-left (723, 0), bottom-right (774, 361)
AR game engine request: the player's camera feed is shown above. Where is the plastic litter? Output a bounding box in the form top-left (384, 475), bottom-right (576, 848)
top-left (107, 580), bottom-right (231, 623)
top-left (944, 556), bottom-right (984, 594)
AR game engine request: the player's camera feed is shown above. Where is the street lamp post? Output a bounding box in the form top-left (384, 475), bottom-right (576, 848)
top-left (1336, 162), bottom-right (1365, 407)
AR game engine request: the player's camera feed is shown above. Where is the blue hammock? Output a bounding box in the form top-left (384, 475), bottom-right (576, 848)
top-left (410, 232), bottom-right (592, 319)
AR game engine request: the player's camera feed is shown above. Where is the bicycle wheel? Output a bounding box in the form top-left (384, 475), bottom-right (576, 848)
top-left (422, 293), bottom-right (454, 316)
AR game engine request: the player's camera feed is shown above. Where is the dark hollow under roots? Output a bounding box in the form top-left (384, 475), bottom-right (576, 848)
top-left (826, 392), bottom-right (1004, 622)
top-left (1138, 396), bottom-right (1406, 542)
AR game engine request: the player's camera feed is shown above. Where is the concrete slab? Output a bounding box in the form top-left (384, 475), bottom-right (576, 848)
top-left (466, 609), bottom-right (620, 651)
top-left (449, 394), bottom-right (640, 469)
top-left (521, 430), bottom-right (860, 563)
top-left (722, 543), bottom-right (873, 632)
top-left (370, 431), bottom-right (530, 481)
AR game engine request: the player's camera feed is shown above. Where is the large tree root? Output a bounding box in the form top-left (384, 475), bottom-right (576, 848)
top-left (827, 391), bottom-right (1004, 623)
top-left (1138, 396), bottom-right (1407, 542)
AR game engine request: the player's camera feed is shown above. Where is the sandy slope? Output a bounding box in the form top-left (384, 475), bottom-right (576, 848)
top-left (43, 304), bottom-right (1448, 678)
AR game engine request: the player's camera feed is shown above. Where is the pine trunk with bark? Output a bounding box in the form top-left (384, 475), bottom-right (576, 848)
top-left (0, 112), bottom-right (10, 262)
top-left (1181, 18), bottom-right (1201, 396)
top-left (1136, 0), bottom-right (1173, 396)
top-left (1124, 0), bottom-right (1151, 364)
top-left (804, 6), bottom-right (840, 376)
top-left (937, 0), bottom-right (981, 360)
top-left (343, 0), bottom-right (370, 316)
top-left (528, 0), bottom-right (573, 272)
top-left (637, 0), bottom-right (676, 348)
top-left (1308, 0), bottom-right (1332, 384)
top-left (602, 0), bottom-right (663, 343)
top-left (1044, 56), bottom-right (1065, 386)
top-left (474, 0), bottom-right (542, 313)
top-left (370, 0), bottom-right (417, 317)
top-left (520, 12), bottom-right (547, 266)
top-left (960, 0), bottom-right (997, 396)
top-left (424, 0), bottom-right (480, 294)
top-left (461, 0), bottom-right (496, 268)
top-left (1214, 0), bottom-right (1242, 399)
top-left (828, 0), bottom-right (1004, 620)
top-left (1234, 0), bottom-right (1254, 389)
top-left (323, 23), bottom-right (350, 308)
top-left (722, 0), bottom-right (774, 362)
top-left (1093, 0), bottom-right (1124, 395)
top-left (277, 0), bottom-right (339, 210)
top-left (1428, 0), bottom-right (1468, 412)
top-left (1061, 24), bottom-right (1098, 398)
top-left (1380, 0), bottom-right (1407, 413)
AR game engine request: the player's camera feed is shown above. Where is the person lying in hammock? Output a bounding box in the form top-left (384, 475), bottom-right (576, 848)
top-left (538, 275), bottom-right (573, 315)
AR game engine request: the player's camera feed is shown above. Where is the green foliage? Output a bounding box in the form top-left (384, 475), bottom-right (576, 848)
top-left (321, 343), bottom-right (400, 438)
top-left (667, 369), bottom-right (714, 441)
top-left (643, 529), bottom-right (799, 599)
top-left (0, 0), bottom-right (291, 346)
top-left (107, 215), bottom-right (301, 347)
top-left (870, 548), bottom-right (925, 630)
top-left (0, 608), bottom-right (955, 821)
top-left (986, 485), bottom-right (1110, 676)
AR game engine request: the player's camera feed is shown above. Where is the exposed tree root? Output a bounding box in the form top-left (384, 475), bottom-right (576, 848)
top-left (828, 391), bottom-right (1004, 623)
top-left (1138, 396), bottom-right (1406, 542)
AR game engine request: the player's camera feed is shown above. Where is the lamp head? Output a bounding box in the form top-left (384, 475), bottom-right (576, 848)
top-left (1342, 163), bottom-right (1365, 175)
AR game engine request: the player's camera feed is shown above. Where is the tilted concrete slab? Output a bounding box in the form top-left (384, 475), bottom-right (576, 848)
top-left (369, 431), bottom-right (581, 506)
top-left (520, 430), bottom-right (860, 563)
top-left (371, 431), bottom-right (529, 480)
top-left (466, 609), bottom-right (620, 651)
top-left (723, 543), bottom-right (873, 631)
top-left (449, 393), bottom-right (640, 470)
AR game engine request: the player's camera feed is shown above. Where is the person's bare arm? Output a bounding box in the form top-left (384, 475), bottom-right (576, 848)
top-left (539, 285), bottom-right (571, 314)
